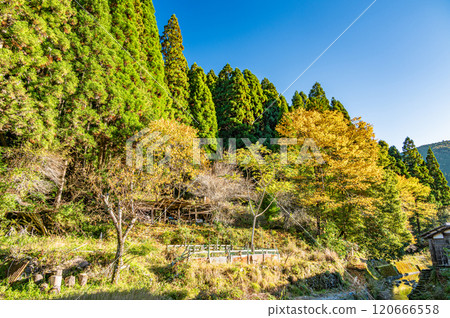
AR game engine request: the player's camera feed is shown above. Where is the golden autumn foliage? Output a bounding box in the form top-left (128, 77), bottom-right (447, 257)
top-left (86, 119), bottom-right (202, 283)
top-left (396, 175), bottom-right (437, 236)
top-left (276, 109), bottom-right (383, 234)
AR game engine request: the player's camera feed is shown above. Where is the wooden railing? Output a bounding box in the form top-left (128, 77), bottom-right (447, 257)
top-left (168, 244), bottom-right (280, 265)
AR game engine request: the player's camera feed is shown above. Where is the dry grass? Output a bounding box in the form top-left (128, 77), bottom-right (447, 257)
top-left (0, 224), bottom-right (357, 300)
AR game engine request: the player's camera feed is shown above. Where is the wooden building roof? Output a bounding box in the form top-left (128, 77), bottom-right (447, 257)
top-left (420, 223), bottom-right (450, 239)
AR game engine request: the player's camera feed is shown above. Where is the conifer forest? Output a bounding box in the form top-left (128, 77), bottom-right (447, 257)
top-left (0, 0), bottom-right (449, 303)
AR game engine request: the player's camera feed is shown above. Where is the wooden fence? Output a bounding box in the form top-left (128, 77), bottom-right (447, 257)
top-left (167, 244), bottom-right (280, 265)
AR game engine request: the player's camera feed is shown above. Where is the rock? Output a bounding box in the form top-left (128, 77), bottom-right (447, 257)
top-left (52, 257), bottom-right (90, 276)
top-left (376, 264), bottom-right (399, 278)
top-left (40, 283), bottom-right (49, 293)
top-left (78, 273), bottom-right (88, 286)
top-left (65, 276), bottom-right (76, 288)
top-left (33, 274), bottom-right (44, 284)
top-left (48, 287), bottom-right (60, 295)
top-left (53, 269), bottom-right (63, 276)
top-left (78, 261), bottom-right (90, 269)
top-left (49, 275), bottom-right (62, 290)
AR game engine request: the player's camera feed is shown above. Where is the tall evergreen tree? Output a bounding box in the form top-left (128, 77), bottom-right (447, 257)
top-left (215, 67), bottom-right (253, 142)
top-left (215, 63), bottom-right (233, 95)
top-left (187, 63), bottom-right (218, 140)
top-left (300, 91), bottom-right (309, 105)
top-left (243, 69), bottom-right (265, 129)
top-left (78, 0), bottom-right (168, 164)
top-left (306, 82), bottom-right (330, 112)
top-left (291, 90), bottom-right (306, 110)
top-left (205, 69), bottom-right (218, 96)
top-left (260, 78), bottom-right (287, 141)
top-left (0, 0), bottom-right (78, 148)
top-left (402, 137), bottom-right (433, 186)
top-left (139, 0), bottom-right (170, 117)
top-left (365, 170), bottom-right (412, 259)
top-left (426, 147), bottom-right (450, 206)
top-left (388, 146), bottom-right (410, 177)
top-left (213, 64), bottom-right (233, 106)
top-left (212, 64), bottom-right (233, 138)
top-left (330, 97), bottom-right (350, 121)
top-left (378, 141), bottom-right (397, 171)
top-left (65, 0), bottom-right (123, 162)
top-left (160, 14), bottom-right (190, 123)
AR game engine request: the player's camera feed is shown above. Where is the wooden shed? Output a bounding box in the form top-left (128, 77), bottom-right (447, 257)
top-left (421, 223), bottom-right (450, 267)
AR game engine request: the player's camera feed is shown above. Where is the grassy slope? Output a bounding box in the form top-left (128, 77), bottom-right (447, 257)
top-left (418, 140), bottom-right (450, 183)
top-left (0, 224), bottom-right (372, 300)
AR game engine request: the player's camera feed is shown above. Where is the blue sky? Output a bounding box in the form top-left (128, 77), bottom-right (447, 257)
top-left (153, 0), bottom-right (450, 149)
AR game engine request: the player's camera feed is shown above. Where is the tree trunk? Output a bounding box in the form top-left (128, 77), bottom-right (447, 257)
top-left (416, 214), bottom-right (421, 243)
top-left (55, 160), bottom-right (68, 208)
top-left (316, 215), bottom-right (321, 236)
top-left (251, 215), bottom-right (257, 253)
top-left (112, 238), bottom-right (124, 284)
top-left (0, 133), bottom-right (7, 147)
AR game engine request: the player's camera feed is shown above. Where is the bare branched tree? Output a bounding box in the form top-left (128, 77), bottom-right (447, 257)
top-left (247, 182), bottom-right (276, 252)
top-left (191, 162), bottom-right (250, 223)
top-left (101, 192), bottom-right (137, 283)
top-left (237, 144), bottom-right (293, 252)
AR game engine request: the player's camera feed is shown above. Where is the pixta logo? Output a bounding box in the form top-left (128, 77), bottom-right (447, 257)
top-left (193, 138), bottom-right (324, 165)
top-left (126, 128), bottom-right (171, 173)
top-left (126, 129), bottom-right (324, 174)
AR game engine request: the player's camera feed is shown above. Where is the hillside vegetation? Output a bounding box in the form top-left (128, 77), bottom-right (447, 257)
top-left (418, 141), bottom-right (450, 184)
top-left (0, 0), bottom-right (449, 300)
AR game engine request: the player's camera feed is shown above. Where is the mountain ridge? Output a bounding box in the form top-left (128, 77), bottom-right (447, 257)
top-left (417, 140), bottom-right (450, 184)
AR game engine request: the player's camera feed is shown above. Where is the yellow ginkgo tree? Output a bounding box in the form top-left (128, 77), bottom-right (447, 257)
top-left (89, 119), bottom-right (201, 284)
top-left (276, 108), bottom-right (383, 238)
top-left (396, 175), bottom-right (437, 240)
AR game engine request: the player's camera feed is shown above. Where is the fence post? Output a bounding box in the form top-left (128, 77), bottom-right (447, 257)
top-left (207, 245), bottom-right (210, 263)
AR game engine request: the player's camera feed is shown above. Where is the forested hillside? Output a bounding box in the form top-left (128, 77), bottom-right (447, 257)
top-left (418, 141), bottom-right (450, 184)
top-left (0, 0), bottom-right (449, 299)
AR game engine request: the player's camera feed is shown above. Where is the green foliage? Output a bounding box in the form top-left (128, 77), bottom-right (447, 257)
top-left (378, 141), bottom-right (397, 170)
top-left (402, 137), bottom-right (433, 186)
top-left (330, 97), bottom-right (350, 121)
top-left (317, 222), bottom-right (355, 258)
top-left (364, 171), bottom-right (412, 259)
top-left (128, 241), bottom-right (157, 256)
top-left (214, 66), bottom-right (254, 145)
top-left (388, 145), bottom-right (410, 177)
top-left (306, 82), bottom-right (330, 112)
top-left (426, 147), bottom-right (450, 206)
top-left (260, 78), bottom-right (288, 143)
top-left (187, 63), bottom-right (218, 140)
top-left (1, 0), bottom-right (445, 279)
top-left (291, 90), bottom-right (306, 110)
top-left (54, 202), bottom-right (88, 233)
top-left (418, 140), bottom-right (450, 184)
top-left (205, 69), bottom-right (218, 93)
top-left (1, 0), bottom-right (169, 162)
top-left (106, 0), bottom-right (169, 143)
top-left (262, 195), bottom-right (281, 223)
top-left (161, 14), bottom-right (191, 123)
top-left (210, 66), bottom-right (290, 146)
top-left (0, 0), bottom-right (78, 148)
top-left (243, 69), bottom-right (265, 128)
